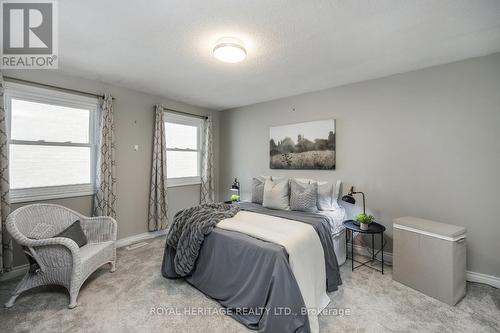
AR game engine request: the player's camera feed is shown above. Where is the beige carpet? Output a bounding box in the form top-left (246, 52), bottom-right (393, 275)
top-left (1, 237), bottom-right (499, 333)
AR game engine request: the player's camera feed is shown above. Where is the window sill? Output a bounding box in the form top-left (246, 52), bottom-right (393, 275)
top-left (167, 177), bottom-right (201, 188)
top-left (10, 184), bottom-right (96, 204)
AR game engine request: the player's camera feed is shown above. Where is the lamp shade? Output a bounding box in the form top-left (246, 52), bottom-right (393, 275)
top-left (341, 186), bottom-right (366, 214)
top-left (341, 194), bottom-right (355, 205)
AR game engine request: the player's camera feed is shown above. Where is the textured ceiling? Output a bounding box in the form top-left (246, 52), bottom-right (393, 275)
top-left (55, 0), bottom-right (500, 110)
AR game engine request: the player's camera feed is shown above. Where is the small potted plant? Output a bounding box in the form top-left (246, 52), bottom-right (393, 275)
top-left (230, 194), bottom-right (240, 202)
top-left (355, 213), bottom-right (374, 231)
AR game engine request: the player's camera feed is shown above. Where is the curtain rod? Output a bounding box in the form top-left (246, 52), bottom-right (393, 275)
top-left (161, 106), bottom-right (208, 120)
top-left (2, 76), bottom-right (115, 100)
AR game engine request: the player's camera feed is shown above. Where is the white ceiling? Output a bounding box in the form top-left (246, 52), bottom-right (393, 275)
top-left (57, 0), bottom-right (500, 110)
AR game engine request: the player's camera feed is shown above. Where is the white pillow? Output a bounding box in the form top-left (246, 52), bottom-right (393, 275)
top-left (293, 178), bottom-right (314, 185)
top-left (317, 181), bottom-right (341, 211)
top-left (263, 178), bottom-right (290, 210)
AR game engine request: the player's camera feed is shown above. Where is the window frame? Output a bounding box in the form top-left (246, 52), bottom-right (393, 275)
top-left (164, 112), bottom-right (204, 188)
top-left (4, 82), bottom-right (99, 203)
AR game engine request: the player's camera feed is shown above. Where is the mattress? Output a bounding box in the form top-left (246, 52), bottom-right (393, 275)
top-left (317, 206), bottom-right (347, 265)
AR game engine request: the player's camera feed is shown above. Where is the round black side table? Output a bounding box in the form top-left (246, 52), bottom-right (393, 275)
top-left (343, 220), bottom-right (386, 274)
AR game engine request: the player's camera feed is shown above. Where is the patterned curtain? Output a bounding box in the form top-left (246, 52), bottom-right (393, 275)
top-left (148, 105), bottom-right (168, 231)
top-left (200, 116), bottom-right (215, 204)
top-left (93, 94), bottom-right (117, 218)
top-left (0, 72), bottom-right (12, 274)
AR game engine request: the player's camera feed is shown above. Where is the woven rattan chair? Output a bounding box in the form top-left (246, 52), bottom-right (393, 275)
top-left (4, 204), bottom-right (117, 309)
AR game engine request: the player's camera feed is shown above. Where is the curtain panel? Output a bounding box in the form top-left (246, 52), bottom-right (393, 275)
top-left (0, 72), bottom-right (12, 274)
top-left (148, 105), bottom-right (169, 231)
top-left (200, 115), bottom-right (215, 204)
top-left (93, 94), bottom-right (117, 218)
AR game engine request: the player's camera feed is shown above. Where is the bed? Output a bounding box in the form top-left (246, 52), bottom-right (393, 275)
top-left (162, 201), bottom-right (346, 333)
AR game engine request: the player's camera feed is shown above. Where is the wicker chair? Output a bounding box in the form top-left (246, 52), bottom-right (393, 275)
top-left (4, 204), bottom-right (117, 309)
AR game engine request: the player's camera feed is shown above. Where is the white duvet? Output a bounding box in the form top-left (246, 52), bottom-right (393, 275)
top-left (218, 211), bottom-right (330, 333)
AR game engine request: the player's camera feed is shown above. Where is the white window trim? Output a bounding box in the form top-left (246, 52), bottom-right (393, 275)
top-left (4, 82), bottom-right (99, 203)
top-left (164, 112), bottom-right (204, 188)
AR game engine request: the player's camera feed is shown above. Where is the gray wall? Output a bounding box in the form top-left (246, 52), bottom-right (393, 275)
top-left (4, 69), bottom-right (219, 268)
top-left (219, 53), bottom-right (500, 278)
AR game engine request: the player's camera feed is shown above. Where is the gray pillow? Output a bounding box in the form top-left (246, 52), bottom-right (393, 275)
top-left (262, 178), bottom-right (290, 210)
top-left (54, 220), bottom-right (88, 247)
top-left (251, 176), bottom-right (270, 204)
top-left (290, 180), bottom-right (318, 212)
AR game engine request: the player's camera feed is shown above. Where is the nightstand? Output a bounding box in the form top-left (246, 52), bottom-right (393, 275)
top-left (343, 220), bottom-right (386, 274)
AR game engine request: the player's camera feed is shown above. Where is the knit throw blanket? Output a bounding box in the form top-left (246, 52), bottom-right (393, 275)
top-left (166, 203), bottom-right (240, 276)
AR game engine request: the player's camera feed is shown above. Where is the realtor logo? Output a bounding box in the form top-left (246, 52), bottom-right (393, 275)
top-left (1, 0), bottom-right (58, 68)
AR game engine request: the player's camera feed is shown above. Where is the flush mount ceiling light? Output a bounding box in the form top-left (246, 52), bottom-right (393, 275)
top-left (213, 37), bottom-right (247, 63)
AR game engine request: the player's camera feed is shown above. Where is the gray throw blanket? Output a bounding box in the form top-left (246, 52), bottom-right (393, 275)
top-left (166, 203), bottom-right (240, 276)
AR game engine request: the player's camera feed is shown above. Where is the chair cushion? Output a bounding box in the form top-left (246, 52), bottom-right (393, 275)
top-left (55, 220), bottom-right (88, 247)
top-left (80, 241), bottom-right (115, 277)
top-left (80, 241), bottom-right (114, 262)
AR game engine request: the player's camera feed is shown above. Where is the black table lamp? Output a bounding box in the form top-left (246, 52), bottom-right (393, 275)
top-left (230, 178), bottom-right (240, 200)
top-left (342, 186), bottom-right (366, 214)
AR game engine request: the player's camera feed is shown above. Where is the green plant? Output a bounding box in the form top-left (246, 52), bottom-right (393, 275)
top-left (230, 194), bottom-right (240, 202)
top-left (355, 213), bottom-right (374, 224)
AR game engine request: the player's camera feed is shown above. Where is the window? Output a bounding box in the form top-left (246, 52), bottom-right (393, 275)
top-left (165, 112), bottom-right (203, 187)
top-left (4, 82), bottom-right (98, 202)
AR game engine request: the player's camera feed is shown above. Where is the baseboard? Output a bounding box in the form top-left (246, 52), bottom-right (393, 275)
top-left (466, 271), bottom-right (500, 289)
top-left (0, 230), bottom-right (167, 282)
top-left (349, 243), bottom-right (499, 289)
top-left (116, 229), bottom-right (167, 248)
top-left (0, 264), bottom-right (29, 282)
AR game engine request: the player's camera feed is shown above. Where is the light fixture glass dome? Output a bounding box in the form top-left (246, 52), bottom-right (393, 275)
top-left (213, 37), bottom-right (247, 63)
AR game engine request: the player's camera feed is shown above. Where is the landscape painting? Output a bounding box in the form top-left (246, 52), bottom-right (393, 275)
top-left (270, 119), bottom-right (335, 170)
